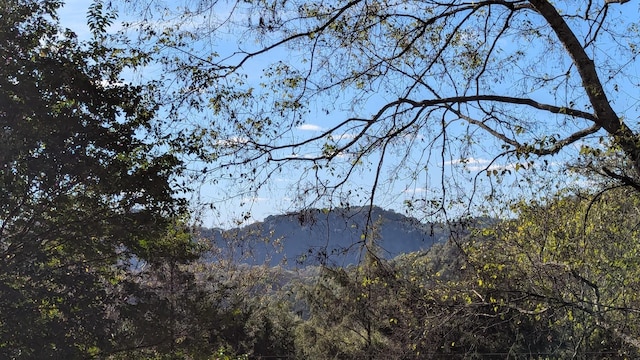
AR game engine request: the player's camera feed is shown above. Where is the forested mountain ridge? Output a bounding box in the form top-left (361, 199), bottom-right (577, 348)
top-left (200, 206), bottom-right (456, 267)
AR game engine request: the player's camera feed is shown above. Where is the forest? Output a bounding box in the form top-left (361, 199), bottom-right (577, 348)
top-left (2, 0), bottom-right (640, 358)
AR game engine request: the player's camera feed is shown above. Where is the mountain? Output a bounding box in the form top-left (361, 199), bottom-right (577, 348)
top-left (199, 206), bottom-right (452, 268)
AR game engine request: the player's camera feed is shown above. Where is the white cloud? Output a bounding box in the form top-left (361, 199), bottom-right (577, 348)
top-left (444, 157), bottom-right (531, 172)
top-left (445, 157), bottom-right (490, 166)
top-left (334, 133), bottom-right (356, 140)
top-left (468, 162), bottom-right (530, 172)
top-left (215, 137), bottom-right (249, 146)
top-left (286, 153), bottom-right (316, 159)
top-left (297, 124), bottom-right (323, 131)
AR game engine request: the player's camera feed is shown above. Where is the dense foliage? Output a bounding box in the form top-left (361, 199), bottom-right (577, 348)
top-left (0, 0), bottom-right (194, 357)
top-left (108, 188), bottom-right (640, 359)
top-left (65, 188), bottom-right (630, 359)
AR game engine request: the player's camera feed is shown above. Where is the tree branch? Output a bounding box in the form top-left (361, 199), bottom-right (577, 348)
top-left (528, 0), bottom-right (640, 174)
top-left (401, 94), bottom-right (596, 120)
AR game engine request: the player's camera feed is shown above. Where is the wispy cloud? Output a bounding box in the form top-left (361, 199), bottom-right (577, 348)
top-left (445, 157), bottom-right (490, 166)
top-left (443, 157), bottom-right (532, 172)
top-left (473, 163), bottom-right (514, 172)
top-left (468, 162), bottom-right (530, 172)
top-left (297, 124), bottom-right (323, 131)
top-left (215, 137), bottom-right (249, 146)
top-left (334, 133), bottom-right (356, 140)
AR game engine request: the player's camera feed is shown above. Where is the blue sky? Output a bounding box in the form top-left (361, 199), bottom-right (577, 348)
top-left (56, 1), bottom-right (639, 228)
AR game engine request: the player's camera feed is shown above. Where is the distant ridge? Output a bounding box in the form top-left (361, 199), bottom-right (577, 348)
top-left (200, 206), bottom-right (451, 268)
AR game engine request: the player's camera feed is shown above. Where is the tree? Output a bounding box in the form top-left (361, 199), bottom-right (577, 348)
top-left (0, 0), bottom-right (190, 357)
top-left (295, 263), bottom-right (400, 359)
top-left (465, 187), bottom-right (640, 357)
top-left (121, 0), bottom-right (639, 217)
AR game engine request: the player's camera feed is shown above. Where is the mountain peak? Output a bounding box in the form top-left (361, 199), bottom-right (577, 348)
top-left (201, 206), bottom-right (449, 268)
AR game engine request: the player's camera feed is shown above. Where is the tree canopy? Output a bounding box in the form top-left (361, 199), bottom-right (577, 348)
top-left (122, 0), bottom-right (640, 218)
top-left (466, 187), bottom-right (640, 357)
top-left (0, 0), bottom-right (193, 357)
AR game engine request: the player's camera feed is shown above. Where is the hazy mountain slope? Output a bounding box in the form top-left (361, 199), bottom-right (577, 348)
top-left (201, 206), bottom-right (450, 268)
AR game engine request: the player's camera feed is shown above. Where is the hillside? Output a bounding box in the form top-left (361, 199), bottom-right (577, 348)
top-left (200, 206), bottom-right (451, 268)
